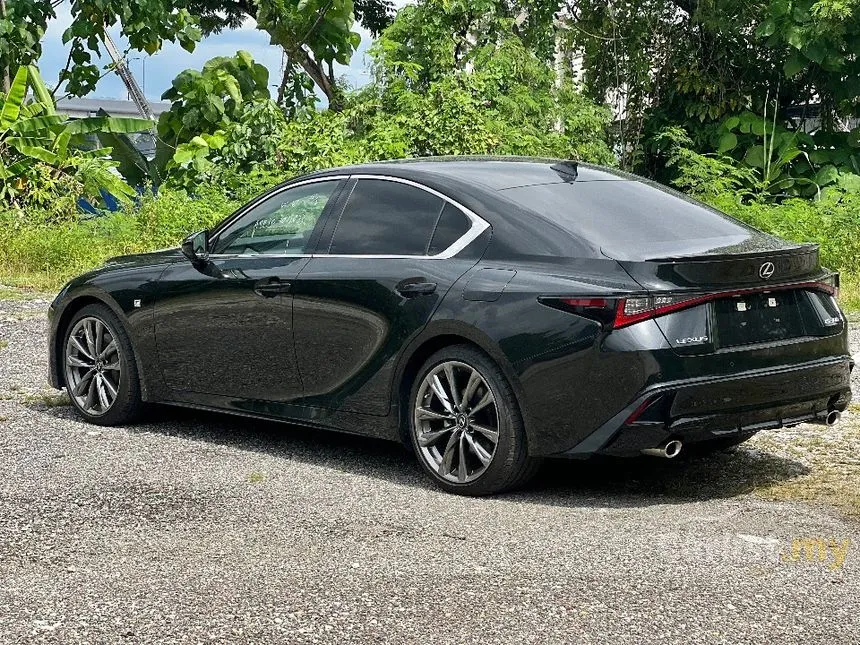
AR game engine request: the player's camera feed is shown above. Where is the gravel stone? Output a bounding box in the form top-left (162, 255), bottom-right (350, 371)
top-left (1, 295), bottom-right (858, 644)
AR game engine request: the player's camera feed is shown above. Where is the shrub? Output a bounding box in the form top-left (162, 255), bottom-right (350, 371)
top-left (0, 188), bottom-right (241, 290)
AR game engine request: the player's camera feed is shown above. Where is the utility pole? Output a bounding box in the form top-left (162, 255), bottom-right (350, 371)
top-left (0, 0), bottom-right (10, 93)
top-left (101, 31), bottom-right (155, 121)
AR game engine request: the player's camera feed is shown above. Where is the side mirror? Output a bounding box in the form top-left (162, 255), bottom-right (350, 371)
top-left (181, 230), bottom-right (209, 265)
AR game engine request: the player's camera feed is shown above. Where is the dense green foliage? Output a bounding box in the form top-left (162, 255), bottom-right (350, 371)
top-left (564, 0), bottom-right (860, 187)
top-left (0, 0), bottom-right (201, 96)
top-left (0, 187), bottom-right (240, 289)
top-left (0, 0), bottom-right (393, 109)
top-left (0, 65), bottom-right (152, 215)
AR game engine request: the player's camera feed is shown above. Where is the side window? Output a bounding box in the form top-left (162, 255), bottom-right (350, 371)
top-left (215, 181), bottom-right (338, 255)
top-left (329, 179), bottom-right (444, 255)
top-left (428, 202), bottom-right (471, 255)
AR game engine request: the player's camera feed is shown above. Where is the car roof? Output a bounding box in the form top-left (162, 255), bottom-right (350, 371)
top-left (308, 156), bottom-right (634, 191)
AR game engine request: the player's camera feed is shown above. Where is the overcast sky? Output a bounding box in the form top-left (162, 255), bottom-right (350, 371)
top-left (38, 4), bottom-right (403, 103)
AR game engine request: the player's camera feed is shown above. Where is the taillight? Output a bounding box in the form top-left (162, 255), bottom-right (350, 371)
top-left (818, 273), bottom-right (839, 299)
top-left (553, 298), bottom-right (616, 326)
top-left (614, 294), bottom-right (713, 328)
top-left (542, 278), bottom-right (841, 329)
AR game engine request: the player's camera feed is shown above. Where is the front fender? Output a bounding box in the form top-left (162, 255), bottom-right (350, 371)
top-left (48, 268), bottom-right (168, 401)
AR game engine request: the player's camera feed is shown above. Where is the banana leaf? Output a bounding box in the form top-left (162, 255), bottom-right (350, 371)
top-left (6, 137), bottom-right (60, 164)
top-left (26, 65), bottom-right (56, 115)
top-left (10, 114), bottom-right (65, 134)
top-left (65, 115), bottom-right (154, 135)
top-left (0, 67), bottom-right (29, 129)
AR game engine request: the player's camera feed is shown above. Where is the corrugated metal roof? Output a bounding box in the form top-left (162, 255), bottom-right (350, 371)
top-left (56, 97), bottom-right (170, 117)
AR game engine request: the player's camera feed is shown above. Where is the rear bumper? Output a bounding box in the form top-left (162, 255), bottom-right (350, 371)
top-left (558, 355), bottom-right (853, 458)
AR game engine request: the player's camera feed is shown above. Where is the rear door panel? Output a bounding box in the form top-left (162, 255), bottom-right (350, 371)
top-left (293, 257), bottom-right (477, 414)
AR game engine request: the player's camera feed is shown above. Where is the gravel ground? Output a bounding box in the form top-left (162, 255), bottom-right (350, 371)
top-left (1, 293), bottom-right (859, 644)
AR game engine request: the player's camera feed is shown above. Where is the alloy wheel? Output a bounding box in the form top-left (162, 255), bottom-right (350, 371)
top-left (65, 316), bottom-right (121, 416)
top-left (413, 360), bottom-right (500, 483)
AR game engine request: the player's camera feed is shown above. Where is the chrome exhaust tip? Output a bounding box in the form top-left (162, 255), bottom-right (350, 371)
top-left (641, 439), bottom-right (683, 459)
top-left (826, 410), bottom-right (841, 426)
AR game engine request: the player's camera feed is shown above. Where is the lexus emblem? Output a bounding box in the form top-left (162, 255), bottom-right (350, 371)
top-left (759, 261), bottom-right (775, 279)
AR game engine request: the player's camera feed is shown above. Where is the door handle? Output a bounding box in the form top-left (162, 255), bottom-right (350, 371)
top-left (396, 281), bottom-right (437, 297)
top-left (254, 278), bottom-right (291, 297)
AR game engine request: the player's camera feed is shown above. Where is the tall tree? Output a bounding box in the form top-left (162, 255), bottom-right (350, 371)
top-left (559, 0), bottom-right (860, 170)
top-left (182, 0), bottom-right (395, 110)
top-left (0, 0), bottom-right (395, 108)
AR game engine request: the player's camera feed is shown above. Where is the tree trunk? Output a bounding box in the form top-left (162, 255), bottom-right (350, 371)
top-left (293, 47), bottom-right (343, 111)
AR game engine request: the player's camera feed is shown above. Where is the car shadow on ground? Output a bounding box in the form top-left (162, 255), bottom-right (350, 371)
top-left (38, 402), bottom-right (810, 509)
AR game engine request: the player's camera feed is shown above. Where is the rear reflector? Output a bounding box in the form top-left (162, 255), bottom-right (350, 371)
top-left (542, 277), bottom-right (839, 329)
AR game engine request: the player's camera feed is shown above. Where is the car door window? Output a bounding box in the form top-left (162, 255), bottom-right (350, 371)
top-left (328, 179), bottom-right (444, 255)
top-left (215, 181), bottom-right (338, 255)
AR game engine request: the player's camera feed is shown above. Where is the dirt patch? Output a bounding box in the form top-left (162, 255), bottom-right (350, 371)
top-left (747, 407), bottom-right (860, 518)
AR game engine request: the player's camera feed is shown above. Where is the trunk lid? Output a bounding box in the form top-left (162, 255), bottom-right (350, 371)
top-left (613, 244), bottom-right (822, 292)
top-left (610, 245), bottom-right (841, 352)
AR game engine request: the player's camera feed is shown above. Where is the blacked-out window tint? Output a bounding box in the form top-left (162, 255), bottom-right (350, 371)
top-left (329, 179), bottom-right (444, 255)
top-left (500, 180), bottom-right (756, 259)
top-left (428, 203), bottom-right (470, 255)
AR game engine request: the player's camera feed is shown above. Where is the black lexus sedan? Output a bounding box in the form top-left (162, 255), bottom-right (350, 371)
top-left (48, 157), bottom-right (853, 495)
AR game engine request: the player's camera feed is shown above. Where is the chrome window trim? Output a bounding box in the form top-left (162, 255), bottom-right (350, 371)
top-left (207, 173), bottom-right (490, 261)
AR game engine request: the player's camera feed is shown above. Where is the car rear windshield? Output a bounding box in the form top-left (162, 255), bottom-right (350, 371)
top-left (499, 180), bottom-right (757, 259)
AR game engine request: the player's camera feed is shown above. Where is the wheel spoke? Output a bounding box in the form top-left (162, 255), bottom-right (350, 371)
top-left (66, 355), bottom-right (93, 369)
top-left (461, 369), bottom-right (481, 409)
top-left (465, 433), bottom-right (493, 466)
top-left (103, 360), bottom-right (120, 371)
top-left (94, 321), bottom-right (104, 355)
top-left (417, 406), bottom-right (451, 421)
top-left (96, 374), bottom-right (111, 410)
top-left (469, 390), bottom-right (494, 416)
top-left (471, 423), bottom-right (499, 445)
top-left (84, 374), bottom-right (98, 410)
top-left (438, 430), bottom-right (460, 477)
top-left (418, 425), bottom-right (454, 447)
top-left (430, 374), bottom-right (455, 414)
top-left (70, 335), bottom-right (93, 360)
top-left (443, 363), bottom-right (460, 409)
top-left (98, 339), bottom-right (116, 361)
top-left (84, 320), bottom-right (98, 357)
top-left (100, 373), bottom-right (118, 398)
top-left (458, 432), bottom-right (468, 482)
top-left (73, 369), bottom-right (95, 396)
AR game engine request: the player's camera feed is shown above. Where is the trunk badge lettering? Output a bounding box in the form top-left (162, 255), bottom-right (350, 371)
top-left (759, 262), bottom-right (775, 279)
top-left (675, 336), bottom-right (709, 345)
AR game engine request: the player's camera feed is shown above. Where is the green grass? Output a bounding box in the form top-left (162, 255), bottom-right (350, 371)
top-left (22, 391), bottom-right (70, 408)
top-left (0, 189), bottom-right (239, 293)
top-left (0, 286), bottom-right (43, 300)
top-left (840, 273), bottom-right (860, 313)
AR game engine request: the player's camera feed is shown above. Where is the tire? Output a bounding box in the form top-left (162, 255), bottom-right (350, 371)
top-left (408, 344), bottom-right (540, 495)
top-left (62, 303), bottom-right (142, 426)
